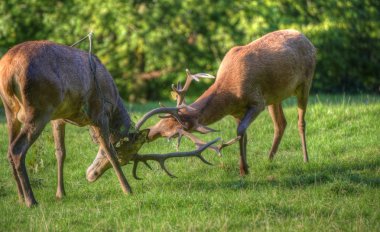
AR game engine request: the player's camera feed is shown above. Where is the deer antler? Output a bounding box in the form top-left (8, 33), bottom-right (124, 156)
top-left (135, 107), bottom-right (184, 130)
top-left (175, 129), bottom-right (241, 156)
top-left (218, 136), bottom-right (241, 150)
top-left (172, 69), bottom-right (215, 106)
top-left (132, 138), bottom-right (221, 179)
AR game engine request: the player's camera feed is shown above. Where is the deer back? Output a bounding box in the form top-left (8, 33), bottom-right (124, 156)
top-left (215, 29), bottom-right (316, 106)
top-left (0, 41), bottom-right (119, 126)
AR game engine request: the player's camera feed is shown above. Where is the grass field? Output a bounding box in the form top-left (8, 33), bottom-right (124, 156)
top-left (0, 94), bottom-right (379, 231)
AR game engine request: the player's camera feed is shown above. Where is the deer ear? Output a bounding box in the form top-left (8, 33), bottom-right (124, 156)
top-left (194, 124), bottom-right (218, 134)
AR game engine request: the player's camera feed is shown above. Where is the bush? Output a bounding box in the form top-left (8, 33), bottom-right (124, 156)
top-left (0, 0), bottom-right (379, 101)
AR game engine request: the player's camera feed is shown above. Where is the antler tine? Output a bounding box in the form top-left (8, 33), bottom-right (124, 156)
top-left (176, 130), bottom-right (184, 151)
top-left (172, 69), bottom-right (215, 107)
top-left (135, 107), bottom-right (182, 130)
top-left (217, 136), bottom-right (241, 151)
top-left (176, 82), bottom-right (183, 106)
top-left (132, 137), bottom-right (220, 179)
top-left (182, 68), bottom-right (196, 92)
top-left (171, 70), bottom-right (192, 106)
top-left (132, 160), bottom-right (153, 180)
top-left (177, 81), bottom-right (182, 91)
top-left (175, 129), bottom-right (241, 157)
top-left (157, 102), bottom-right (186, 124)
top-left (177, 129), bottom-right (222, 155)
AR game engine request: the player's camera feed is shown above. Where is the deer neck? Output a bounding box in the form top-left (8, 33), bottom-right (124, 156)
top-left (184, 83), bottom-right (235, 126)
top-left (109, 97), bottom-right (131, 143)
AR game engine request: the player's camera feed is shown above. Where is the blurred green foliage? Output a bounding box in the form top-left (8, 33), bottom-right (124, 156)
top-left (0, 0), bottom-right (379, 101)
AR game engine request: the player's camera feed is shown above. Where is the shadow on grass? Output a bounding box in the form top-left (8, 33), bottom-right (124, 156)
top-left (172, 157), bottom-right (380, 193)
top-left (284, 158), bottom-right (380, 187)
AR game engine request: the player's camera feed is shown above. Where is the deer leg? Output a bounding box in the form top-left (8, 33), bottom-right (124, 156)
top-left (91, 122), bottom-right (132, 194)
top-left (10, 115), bottom-right (50, 207)
top-left (296, 85), bottom-right (310, 162)
top-left (237, 105), bottom-right (264, 176)
top-left (268, 103), bottom-right (287, 160)
top-left (4, 105), bottom-right (24, 203)
top-left (51, 120), bottom-right (66, 199)
top-left (238, 132), bottom-right (248, 175)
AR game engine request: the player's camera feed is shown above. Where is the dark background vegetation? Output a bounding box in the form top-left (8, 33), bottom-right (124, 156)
top-left (0, 0), bottom-right (379, 102)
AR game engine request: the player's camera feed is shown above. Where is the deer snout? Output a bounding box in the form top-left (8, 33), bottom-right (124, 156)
top-left (86, 167), bottom-right (99, 183)
top-left (86, 151), bottom-right (111, 182)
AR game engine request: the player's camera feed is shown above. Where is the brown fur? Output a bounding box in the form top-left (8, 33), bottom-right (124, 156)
top-left (149, 29), bottom-right (316, 175)
top-left (0, 41), bottom-right (134, 207)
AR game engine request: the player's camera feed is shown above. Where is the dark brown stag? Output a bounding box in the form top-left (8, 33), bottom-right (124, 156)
top-left (147, 29), bottom-right (317, 175)
top-left (0, 40), bottom-right (218, 207)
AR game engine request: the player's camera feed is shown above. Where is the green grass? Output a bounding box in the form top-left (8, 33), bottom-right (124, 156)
top-left (0, 94), bottom-right (379, 231)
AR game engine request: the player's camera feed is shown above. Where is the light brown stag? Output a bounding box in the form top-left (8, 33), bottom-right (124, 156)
top-left (0, 40), bottom-right (218, 207)
top-left (147, 29), bottom-right (317, 176)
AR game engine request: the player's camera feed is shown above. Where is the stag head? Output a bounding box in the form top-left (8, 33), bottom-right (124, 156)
top-left (148, 69), bottom-right (216, 140)
top-left (147, 69), bottom-right (237, 155)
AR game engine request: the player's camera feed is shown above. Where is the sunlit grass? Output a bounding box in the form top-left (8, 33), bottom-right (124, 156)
top-left (0, 95), bottom-right (379, 231)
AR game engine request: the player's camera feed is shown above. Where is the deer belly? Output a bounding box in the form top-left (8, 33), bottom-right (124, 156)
top-left (52, 100), bottom-right (91, 126)
top-left (262, 83), bottom-right (299, 105)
